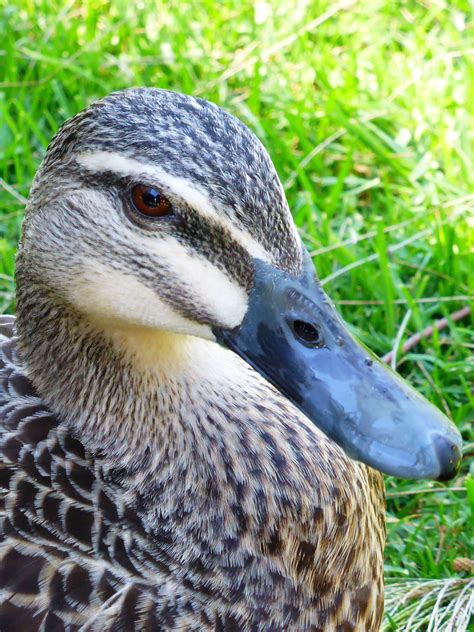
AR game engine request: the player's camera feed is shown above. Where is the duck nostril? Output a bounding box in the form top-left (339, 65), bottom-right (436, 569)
top-left (291, 320), bottom-right (322, 348)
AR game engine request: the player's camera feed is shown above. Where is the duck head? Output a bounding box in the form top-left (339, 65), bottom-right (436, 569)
top-left (21, 88), bottom-right (462, 480)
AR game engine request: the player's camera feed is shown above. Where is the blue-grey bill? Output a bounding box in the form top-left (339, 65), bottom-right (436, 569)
top-left (214, 252), bottom-right (463, 481)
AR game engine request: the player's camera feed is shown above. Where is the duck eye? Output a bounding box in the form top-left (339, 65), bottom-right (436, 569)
top-left (131, 184), bottom-right (172, 217)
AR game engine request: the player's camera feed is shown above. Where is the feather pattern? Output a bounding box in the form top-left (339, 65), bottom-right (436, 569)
top-left (1, 89), bottom-right (388, 631)
top-left (0, 313), bottom-right (385, 631)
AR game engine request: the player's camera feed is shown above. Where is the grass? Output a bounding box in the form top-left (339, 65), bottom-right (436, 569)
top-left (1, 0), bottom-right (473, 629)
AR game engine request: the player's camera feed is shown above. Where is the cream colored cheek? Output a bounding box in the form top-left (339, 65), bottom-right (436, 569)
top-left (66, 264), bottom-right (214, 339)
top-left (113, 233), bottom-right (249, 330)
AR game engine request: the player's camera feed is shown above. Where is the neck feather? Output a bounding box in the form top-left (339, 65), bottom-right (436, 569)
top-left (15, 267), bottom-right (377, 496)
top-left (16, 271), bottom-right (241, 465)
top-left (15, 267), bottom-right (386, 612)
top-left (15, 266), bottom-right (369, 499)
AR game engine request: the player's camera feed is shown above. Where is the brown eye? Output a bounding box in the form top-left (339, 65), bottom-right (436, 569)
top-left (131, 184), bottom-right (172, 217)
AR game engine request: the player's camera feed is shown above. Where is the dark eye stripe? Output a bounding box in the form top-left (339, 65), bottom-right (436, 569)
top-left (74, 167), bottom-right (254, 291)
top-left (171, 207), bottom-right (254, 293)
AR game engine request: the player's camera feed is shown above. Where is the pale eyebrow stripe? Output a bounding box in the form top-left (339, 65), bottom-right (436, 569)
top-left (76, 150), bottom-right (271, 262)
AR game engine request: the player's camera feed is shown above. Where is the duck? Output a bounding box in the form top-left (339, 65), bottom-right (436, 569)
top-left (0, 88), bottom-right (462, 632)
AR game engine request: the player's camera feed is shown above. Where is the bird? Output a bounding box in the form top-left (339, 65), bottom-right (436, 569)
top-left (0, 88), bottom-right (462, 631)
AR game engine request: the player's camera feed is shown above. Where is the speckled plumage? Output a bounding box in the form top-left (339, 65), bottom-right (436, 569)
top-left (1, 89), bottom-right (386, 631)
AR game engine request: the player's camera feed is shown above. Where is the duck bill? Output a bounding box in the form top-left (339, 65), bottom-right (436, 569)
top-left (214, 252), bottom-right (462, 481)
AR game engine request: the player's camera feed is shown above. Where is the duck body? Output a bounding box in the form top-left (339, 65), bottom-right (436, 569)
top-left (0, 309), bottom-right (385, 631)
top-left (0, 88), bottom-right (461, 631)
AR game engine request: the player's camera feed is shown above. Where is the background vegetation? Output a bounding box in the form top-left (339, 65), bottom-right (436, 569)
top-left (0, 0), bottom-right (472, 629)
